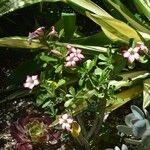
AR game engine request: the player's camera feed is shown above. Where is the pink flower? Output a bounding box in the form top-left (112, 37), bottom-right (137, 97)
top-left (23, 75), bottom-right (39, 89)
top-left (123, 47), bottom-right (140, 63)
top-left (48, 26), bottom-right (58, 37)
top-left (59, 114), bottom-right (73, 131)
top-left (65, 56), bottom-right (76, 67)
top-left (28, 27), bottom-right (45, 44)
top-left (65, 45), bottom-right (84, 67)
top-left (137, 42), bottom-right (149, 53)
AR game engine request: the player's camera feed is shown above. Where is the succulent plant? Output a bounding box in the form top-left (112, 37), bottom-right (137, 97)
top-left (10, 116), bottom-right (61, 150)
top-left (117, 105), bottom-right (150, 149)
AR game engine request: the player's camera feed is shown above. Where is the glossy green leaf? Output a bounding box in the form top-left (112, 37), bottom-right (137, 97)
top-left (143, 79), bottom-right (150, 108)
top-left (40, 55), bottom-right (58, 62)
top-left (87, 13), bottom-right (141, 43)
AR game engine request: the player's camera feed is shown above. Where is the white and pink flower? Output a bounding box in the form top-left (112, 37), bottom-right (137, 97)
top-left (123, 47), bottom-right (140, 63)
top-left (122, 42), bottom-right (149, 63)
top-left (59, 114), bottom-right (73, 131)
top-left (23, 75), bottom-right (39, 89)
top-left (65, 45), bottom-right (84, 67)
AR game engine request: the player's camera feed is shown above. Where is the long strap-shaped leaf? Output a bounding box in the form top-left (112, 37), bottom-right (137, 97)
top-left (67, 0), bottom-right (141, 43)
top-left (0, 36), bottom-right (110, 54)
top-left (107, 0), bottom-right (150, 34)
top-left (0, 0), bottom-right (65, 16)
top-left (133, 0), bottom-right (150, 21)
top-left (86, 12), bottom-right (141, 43)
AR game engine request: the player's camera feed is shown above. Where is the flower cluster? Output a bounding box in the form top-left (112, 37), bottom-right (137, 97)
top-left (28, 27), bottom-right (45, 44)
top-left (23, 75), bottom-right (39, 89)
top-left (48, 26), bottom-right (58, 37)
top-left (28, 26), bottom-right (58, 44)
top-left (65, 45), bottom-right (84, 67)
top-left (59, 114), bottom-right (73, 131)
top-left (122, 42), bottom-right (148, 63)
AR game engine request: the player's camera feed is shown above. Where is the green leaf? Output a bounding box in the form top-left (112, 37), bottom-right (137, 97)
top-left (40, 55), bottom-right (58, 62)
top-left (61, 13), bottom-right (76, 40)
top-left (67, 0), bottom-right (112, 17)
top-left (86, 12), bottom-right (141, 43)
top-left (133, 0), bottom-right (150, 21)
top-left (71, 32), bottom-right (111, 46)
top-left (85, 59), bottom-right (95, 72)
top-left (64, 98), bottom-right (73, 107)
top-left (57, 79), bottom-right (66, 87)
top-left (42, 101), bottom-right (51, 108)
top-left (69, 87), bottom-right (75, 96)
top-left (143, 79), bottom-right (150, 109)
top-left (106, 86), bottom-right (143, 112)
top-left (70, 121), bottom-right (81, 137)
top-left (98, 54), bottom-right (107, 61)
top-left (0, 36), bottom-right (46, 49)
top-left (107, 0), bottom-right (150, 34)
top-left (0, 0), bottom-right (65, 16)
top-left (94, 67), bottom-right (102, 76)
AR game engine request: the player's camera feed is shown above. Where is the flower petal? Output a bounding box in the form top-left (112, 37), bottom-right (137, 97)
top-left (34, 80), bottom-right (39, 86)
top-left (71, 61), bottom-right (76, 66)
top-left (59, 118), bottom-right (64, 124)
top-left (73, 57), bottom-right (79, 61)
top-left (65, 62), bottom-right (72, 67)
top-left (62, 114), bottom-right (68, 120)
top-left (32, 75), bottom-right (38, 80)
top-left (26, 76), bottom-right (32, 82)
top-left (62, 123), bottom-right (67, 129)
top-left (70, 48), bottom-right (76, 53)
top-left (76, 49), bottom-right (81, 54)
top-left (67, 118), bottom-right (73, 124)
top-left (28, 84), bottom-right (35, 89)
top-left (65, 123), bottom-right (71, 131)
top-left (133, 53), bottom-right (140, 61)
top-left (128, 55), bottom-right (135, 63)
top-left (133, 47), bottom-right (140, 53)
top-left (123, 51), bottom-right (130, 58)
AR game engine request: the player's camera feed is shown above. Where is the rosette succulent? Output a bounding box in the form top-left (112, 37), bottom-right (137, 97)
top-left (10, 116), bottom-right (61, 150)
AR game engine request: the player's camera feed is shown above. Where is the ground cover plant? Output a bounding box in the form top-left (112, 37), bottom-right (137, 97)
top-left (0, 0), bottom-right (150, 149)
